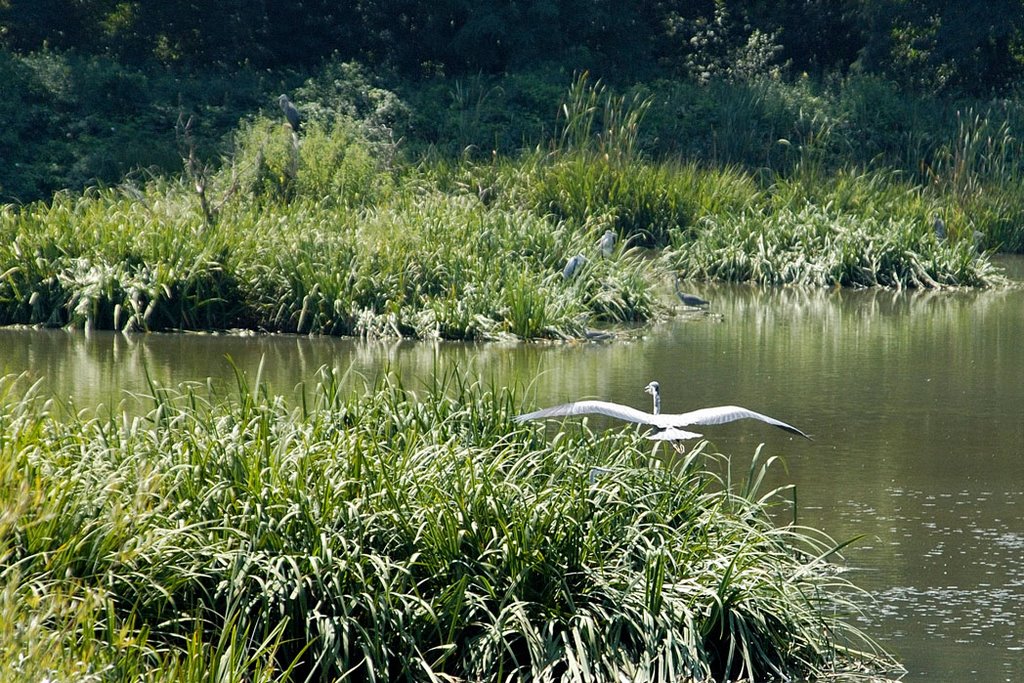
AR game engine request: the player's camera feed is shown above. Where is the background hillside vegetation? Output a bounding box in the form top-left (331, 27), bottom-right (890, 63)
top-left (0, 1), bottom-right (1020, 339)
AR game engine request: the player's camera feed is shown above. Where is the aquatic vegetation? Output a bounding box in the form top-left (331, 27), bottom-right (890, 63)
top-left (521, 154), bottom-right (698, 248)
top-left (0, 175), bottom-right (662, 338)
top-left (0, 73), bottom-right (1015, 342)
top-left (0, 372), bottom-right (896, 682)
top-left (669, 193), bottom-right (1005, 289)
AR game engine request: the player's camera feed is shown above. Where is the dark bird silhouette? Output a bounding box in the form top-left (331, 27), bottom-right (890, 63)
top-left (278, 94), bottom-right (301, 133)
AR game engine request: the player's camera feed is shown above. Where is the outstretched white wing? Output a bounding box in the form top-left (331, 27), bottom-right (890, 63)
top-left (669, 405), bottom-right (809, 438)
top-left (514, 400), bottom-right (655, 425)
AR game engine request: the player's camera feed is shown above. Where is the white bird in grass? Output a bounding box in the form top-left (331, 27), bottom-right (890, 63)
top-left (598, 229), bottom-right (616, 257)
top-left (515, 381), bottom-right (810, 447)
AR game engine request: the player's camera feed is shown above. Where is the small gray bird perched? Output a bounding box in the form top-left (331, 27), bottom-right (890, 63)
top-left (278, 94), bottom-right (301, 133)
top-left (598, 230), bottom-right (616, 258)
top-left (933, 213), bottom-right (946, 240)
top-left (563, 253), bottom-right (586, 280)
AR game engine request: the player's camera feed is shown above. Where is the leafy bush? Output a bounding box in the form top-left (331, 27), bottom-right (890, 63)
top-left (0, 50), bottom-right (270, 203)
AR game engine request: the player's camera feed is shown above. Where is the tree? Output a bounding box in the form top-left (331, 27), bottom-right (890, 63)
top-left (858, 0), bottom-right (1024, 93)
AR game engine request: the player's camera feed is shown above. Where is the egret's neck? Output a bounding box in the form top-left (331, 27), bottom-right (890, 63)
top-left (651, 390), bottom-right (661, 415)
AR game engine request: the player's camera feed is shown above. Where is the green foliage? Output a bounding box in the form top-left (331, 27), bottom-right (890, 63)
top-left (5, 1), bottom-right (1022, 96)
top-left (0, 185), bottom-right (244, 330)
top-left (293, 59), bottom-right (411, 147)
top-left (514, 74), bottom-right (693, 248)
top-left (668, 195), bottom-right (1004, 289)
top-left (554, 72), bottom-right (650, 162)
top-left (522, 156), bottom-right (696, 247)
top-left (662, 3), bottom-right (785, 84)
top-left (0, 371), bottom-right (895, 682)
top-left (401, 68), bottom-right (565, 158)
top-left (227, 117), bottom-right (392, 207)
top-left (0, 49), bottom-right (269, 203)
top-left (0, 160), bottom-right (663, 338)
top-left (863, 1), bottom-right (1024, 94)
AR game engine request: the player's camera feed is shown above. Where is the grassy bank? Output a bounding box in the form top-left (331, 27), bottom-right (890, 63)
top-left (667, 170), bottom-right (1005, 288)
top-left (0, 179), bottom-right (659, 339)
top-left (0, 73), bottom-right (1013, 340)
top-left (0, 371), bottom-right (895, 681)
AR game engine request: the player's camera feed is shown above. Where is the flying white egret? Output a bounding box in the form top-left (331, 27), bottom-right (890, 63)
top-left (515, 380), bottom-right (810, 444)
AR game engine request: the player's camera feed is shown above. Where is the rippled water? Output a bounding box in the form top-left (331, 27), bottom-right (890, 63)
top-left (2, 257), bottom-right (1023, 681)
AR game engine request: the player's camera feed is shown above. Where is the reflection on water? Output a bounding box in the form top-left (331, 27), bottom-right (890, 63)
top-left (2, 258), bottom-right (1023, 681)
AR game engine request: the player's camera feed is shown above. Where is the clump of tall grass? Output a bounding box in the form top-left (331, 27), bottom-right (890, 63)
top-left (521, 155), bottom-right (699, 247)
top-left (669, 200), bottom-right (1003, 289)
top-left (923, 107), bottom-right (1024, 252)
top-left (0, 165), bottom-right (662, 338)
top-left (0, 371), bottom-right (896, 682)
top-left (509, 74), bottom-right (763, 248)
top-left (228, 191), bottom-right (661, 339)
top-left (0, 185), bottom-right (245, 330)
top-left (511, 74), bottom-right (686, 247)
top-left (225, 116), bottom-right (395, 207)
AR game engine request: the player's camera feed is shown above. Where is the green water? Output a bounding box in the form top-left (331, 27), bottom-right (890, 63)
top-left (2, 258), bottom-right (1023, 681)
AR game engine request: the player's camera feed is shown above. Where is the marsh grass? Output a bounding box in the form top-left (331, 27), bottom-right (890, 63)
top-left (521, 155), bottom-right (700, 247)
top-left (669, 203), bottom-right (1002, 289)
top-left (0, 98), bottom-right (667, 339)
top-left (2, 72), bottom-right (1015, 341)
top-left (923, 107), bottom-right (1024, 253)
top-left (0, 371), bottom-right (896, 682)
top-left (0, 166), bottom-right (663, 338)
top-left (668, 168), bottom-right (1006, 289)
top-left (517, 74), bottom-right (710, 248)
top-left (227, 117), bottom-right (394, 208)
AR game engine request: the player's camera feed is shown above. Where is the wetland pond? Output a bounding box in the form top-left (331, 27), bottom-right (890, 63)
top-left (2, 257), bottom-right (1024, 681)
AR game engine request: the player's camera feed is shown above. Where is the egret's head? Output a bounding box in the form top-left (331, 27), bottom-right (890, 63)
top-left (644, 381), bottom-right (660, 397)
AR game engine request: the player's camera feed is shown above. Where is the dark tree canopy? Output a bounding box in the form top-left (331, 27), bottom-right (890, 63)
top-left (2, 0), bottom-right (1022, 92)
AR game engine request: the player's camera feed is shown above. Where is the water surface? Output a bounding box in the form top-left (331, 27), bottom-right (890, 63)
top-left (2, 259), bottom-right (1023, 681)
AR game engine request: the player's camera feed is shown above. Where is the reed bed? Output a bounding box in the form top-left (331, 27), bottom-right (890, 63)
top-left (0, 175), bottom-right (661, 339)
top-left (1, 75), bottom-right (1014, 341)
top-left (0, 371), bottom-right (896, 682)
top-left (668, 169), bottom-right (1006, 289)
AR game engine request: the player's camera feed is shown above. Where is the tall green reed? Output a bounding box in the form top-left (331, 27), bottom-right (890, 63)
top-left (556, 71), bottom-right (651, 164)
top-left (1, 173), bottom-right (662, 338)
top-left (0, 371), bottom-right (897, 682)
top-left (668, 200), bottom-right (1003, 289)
